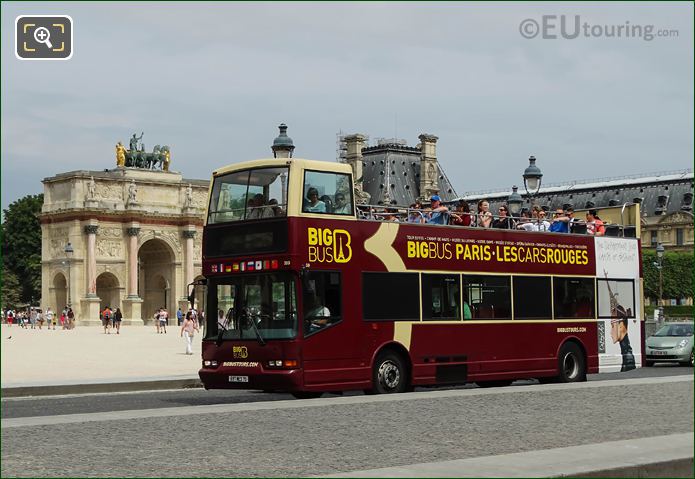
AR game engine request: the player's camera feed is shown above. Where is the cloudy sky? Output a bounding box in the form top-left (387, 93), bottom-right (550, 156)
top-left (2, 2), bottom-right (693, 208)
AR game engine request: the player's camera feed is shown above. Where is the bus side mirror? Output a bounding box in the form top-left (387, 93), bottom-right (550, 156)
top-left (188, 279), bottom-right (207, 310)
top-left (300, 266), bottom-right (311, 293)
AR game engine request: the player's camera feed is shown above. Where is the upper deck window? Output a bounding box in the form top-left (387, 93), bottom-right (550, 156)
top-left (302, 170), bottom-right (354, 216)
top-left (208, 167), bottom-right (288, 224)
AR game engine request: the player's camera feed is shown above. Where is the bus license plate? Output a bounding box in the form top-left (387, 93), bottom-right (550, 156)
top-left (229, 375), bottom-right (249, 383)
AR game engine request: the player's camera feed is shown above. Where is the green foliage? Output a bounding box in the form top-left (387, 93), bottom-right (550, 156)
top-left (1, 262), bottom-right (22, 308)
top-left (2, 194), bottom-right (43, 306)
top-left (642, 250), bottom-right (693, 301)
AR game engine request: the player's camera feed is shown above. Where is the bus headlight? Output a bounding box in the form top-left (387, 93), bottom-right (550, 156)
top-left (203, 360), bottom-right (218, 368)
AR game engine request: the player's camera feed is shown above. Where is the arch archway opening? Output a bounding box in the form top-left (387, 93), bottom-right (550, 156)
top-left (138, 239), bottom-right (176, 323)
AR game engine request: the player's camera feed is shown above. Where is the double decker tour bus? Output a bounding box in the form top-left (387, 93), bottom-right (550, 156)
top-left (196, 158), bottom-right (644, 398)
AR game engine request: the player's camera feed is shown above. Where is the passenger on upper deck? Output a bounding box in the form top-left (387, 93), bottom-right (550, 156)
top-left (304, 187), bottom-right (327, 213)
top-left (407, 202), bottom-right (425, 224)
top-left (247, 194), bottom-right (274, 219)
top-left (535, 207), bottom-right (551, 231)
top-left (585, 209), bottom-right (605, 236)
top-left (332, 192), bottom-right (351, 214)
top-left (426, 195), bottom-right (449, 225)
top-left (475, 200), bottom-right (493, 228)
top-left (268, 198), bottom-right (285, 217)
top-left (549, 208), bottom-right (570, 233)
top-left (384, 208), bottom-right (400, 222)
top-left (492, 204), bottom-right (514, 229)
top-left (516, 209), bottom-right (534, 231)
top-left (450, 200), bottom-right (472, 226)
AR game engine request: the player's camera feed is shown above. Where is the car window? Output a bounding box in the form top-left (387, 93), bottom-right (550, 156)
top-left (654, 323), bottom-right (693, 337)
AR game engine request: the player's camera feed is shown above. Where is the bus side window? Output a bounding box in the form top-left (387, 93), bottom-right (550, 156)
top-left (303, 271), bottom-right (342, 336)
top-left (463, 275), bottom-right (511, 320)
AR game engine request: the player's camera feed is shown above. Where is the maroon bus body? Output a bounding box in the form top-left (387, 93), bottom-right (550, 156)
top-left (199, 216), bottom-right (639, 392)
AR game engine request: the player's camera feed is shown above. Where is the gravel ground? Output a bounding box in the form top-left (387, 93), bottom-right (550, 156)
top-left (2, 380), bottom-right (692, 477)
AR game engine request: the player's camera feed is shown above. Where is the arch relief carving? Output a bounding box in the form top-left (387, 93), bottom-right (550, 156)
top-left (96, 239), bottom-right (123, 258)
top-left (98, 227), bottom-right (123, 238)
top-left (94, 183), bottom-right (123, 201)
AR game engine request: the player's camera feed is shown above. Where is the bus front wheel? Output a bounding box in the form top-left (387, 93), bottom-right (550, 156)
top-left (557, 342), bottom-right (587, 383)
top-left (372, 351), bottom-right (407, 394)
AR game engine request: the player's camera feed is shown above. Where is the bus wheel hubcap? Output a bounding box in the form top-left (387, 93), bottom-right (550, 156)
top-left (379, 360), bottom-right (400, 389)
top-left (563, 353), bottom-right (578, 379)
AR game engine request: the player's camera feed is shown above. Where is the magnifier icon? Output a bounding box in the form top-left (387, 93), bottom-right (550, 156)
top-left (33, 27), bottom-right (53, 49)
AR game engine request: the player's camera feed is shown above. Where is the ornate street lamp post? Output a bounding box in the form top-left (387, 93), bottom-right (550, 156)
top-left (655, 243), bottom-right (665, 322)
top-left (522, 155), bottom-right (543, 202)
top-left (64, 242), bottom-right (74, 308)
top-left (507, 185), bottom-right (523, 218)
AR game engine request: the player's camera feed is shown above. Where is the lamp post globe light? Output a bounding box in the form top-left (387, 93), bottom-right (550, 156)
top-left (64, 242), bottom-right (74, 308)
top-left (655, 243), bottom-right (665, 322)
top-left (507, 185), bottom-right (524, 217)
top-left (523, 155), bottom-right (543, 199)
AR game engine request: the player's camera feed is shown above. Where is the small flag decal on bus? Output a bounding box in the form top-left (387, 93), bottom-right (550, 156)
top-left (211, 265), bottom-right (218, 273)
top-left (233, 263), bottom-right (239, 271)
top-left (255, 260), bottom-right (263, 270)
top-left (247, 261), bottom-right (255, 271)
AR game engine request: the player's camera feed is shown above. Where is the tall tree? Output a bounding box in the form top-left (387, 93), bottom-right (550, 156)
top-left (2, 194), bottom-right (43, 305)
top-left (643, 250), bottom-right (693, 302)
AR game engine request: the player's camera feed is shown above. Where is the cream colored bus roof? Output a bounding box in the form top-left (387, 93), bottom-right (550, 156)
top-left (212, 158), bottom-right (352, 177)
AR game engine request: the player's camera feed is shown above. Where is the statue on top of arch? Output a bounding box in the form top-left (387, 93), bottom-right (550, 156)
top-left (116, 132), bottom-right (171, 171)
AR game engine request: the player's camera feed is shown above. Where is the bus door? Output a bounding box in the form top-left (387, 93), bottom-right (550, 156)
top-left (300, 270), bottom-right (363, 386)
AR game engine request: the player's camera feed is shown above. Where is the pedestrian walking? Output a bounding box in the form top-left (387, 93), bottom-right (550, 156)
top-left (102, 306), bottom-right (112, 334)
top-left (154, 308), bottom-right (161, 334)
top-left (45, 308), bottom-right (55, 330)
top-left (60, 309), bottom-right (67, 329)
top-left (180, 311), bottom-right (199, 355)
top-left (159, 308), bottom-right (168, 334)
top-left (176, 307), bottom-right (183, 326)
top-left (67, 307), bottom-right (75, 329)
top-left (34, 308), bottom-right (43, 330)
top-left (113, 307), bottom-right (123, 334)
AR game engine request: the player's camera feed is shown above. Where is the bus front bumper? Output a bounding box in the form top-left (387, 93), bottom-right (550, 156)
top-left (198, 367), bottom-right (303, 391)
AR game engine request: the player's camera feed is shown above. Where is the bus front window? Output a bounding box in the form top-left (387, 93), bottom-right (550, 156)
top-left (206, 273), bottom-right (297, 340)
top-left (208, 167), bottom-right (288, 224)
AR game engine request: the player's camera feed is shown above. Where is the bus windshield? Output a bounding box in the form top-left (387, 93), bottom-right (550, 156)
top-left (208, 167), bottom-right (288, 224)
top-left (205, 273), bottom-right (298, 340)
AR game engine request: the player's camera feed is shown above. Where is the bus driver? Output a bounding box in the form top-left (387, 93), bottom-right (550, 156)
top-left (305, 295), bottom-right (331, 333)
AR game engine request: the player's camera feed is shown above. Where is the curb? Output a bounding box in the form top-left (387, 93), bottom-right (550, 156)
top-left (575, 458), bottom-right (694, 478)
top-left (1, 378), bottom-right (203, 398)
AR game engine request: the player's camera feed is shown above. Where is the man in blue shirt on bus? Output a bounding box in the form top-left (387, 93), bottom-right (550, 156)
top-left (427, 195), bottom-right (449, 225)
top-left (549, 208), bottom-right (570, 233)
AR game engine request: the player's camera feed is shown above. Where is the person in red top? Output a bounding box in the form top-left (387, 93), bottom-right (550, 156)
top-left (102, 306), bottom-right (112, 334)
top-left (450, 200), bottom-right (472, 226)
top-left (585, 209), bottom-right (605, 236)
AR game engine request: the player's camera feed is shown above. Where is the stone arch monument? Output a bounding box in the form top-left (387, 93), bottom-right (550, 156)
top-left (41, 164), bottom-right (208, 325)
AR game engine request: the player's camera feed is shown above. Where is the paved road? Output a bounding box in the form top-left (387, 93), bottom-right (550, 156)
top-left (2, 363), bottom-right (687, 419)
top-left (2, 374), bottom-right (692, 477)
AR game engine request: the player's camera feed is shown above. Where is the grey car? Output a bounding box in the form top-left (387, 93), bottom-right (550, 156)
top-left (645, 322), bottom-right (694, 367)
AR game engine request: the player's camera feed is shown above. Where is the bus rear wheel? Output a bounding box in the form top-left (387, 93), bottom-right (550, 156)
top-left (557, 342), bottom-right (586, 383)
top-left (372, 351), bottom-right (407, 394)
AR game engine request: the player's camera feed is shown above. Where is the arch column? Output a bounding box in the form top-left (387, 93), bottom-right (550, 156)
top-left (84, 224), bottom-right (99, 297)
top-left (123, 224), bottom-right (143, 323)
top-left (79, 223), bottom-right (102, 325)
